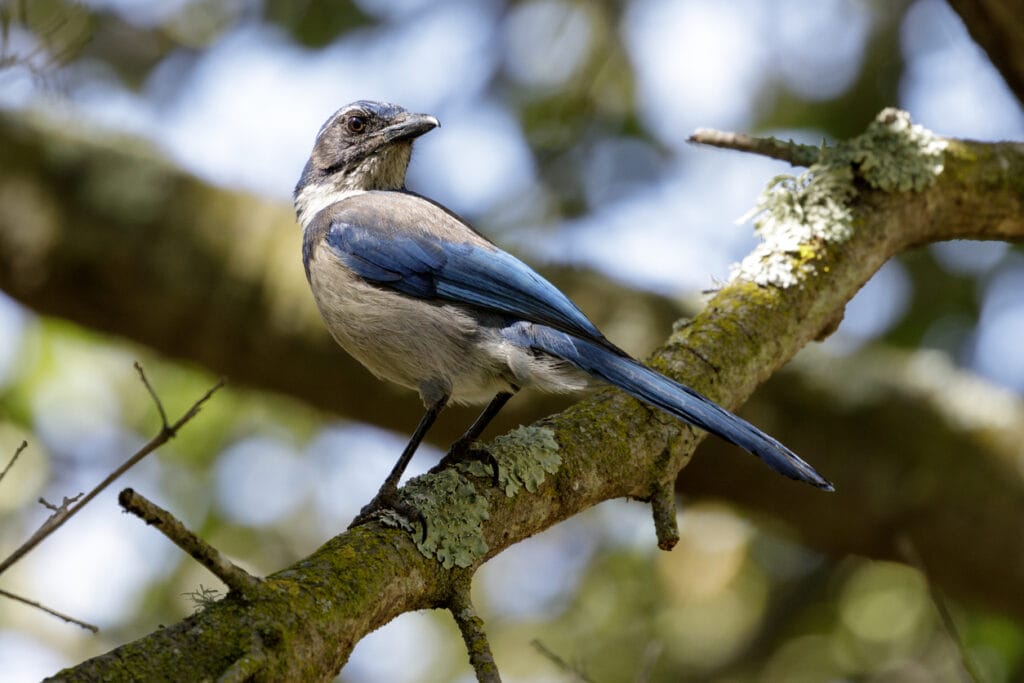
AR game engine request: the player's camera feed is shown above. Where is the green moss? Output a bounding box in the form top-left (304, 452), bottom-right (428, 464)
top-left (735, 108), bottom-right (946, 288)
top-left (462, 425), bottom-right (561, 497)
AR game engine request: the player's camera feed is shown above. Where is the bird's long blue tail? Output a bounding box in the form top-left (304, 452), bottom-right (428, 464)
top-left (507, 324), bottom-right (833, 491)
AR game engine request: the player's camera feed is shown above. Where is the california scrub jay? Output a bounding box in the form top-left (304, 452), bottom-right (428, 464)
top-left (294, 101), bottom-right (833, 524)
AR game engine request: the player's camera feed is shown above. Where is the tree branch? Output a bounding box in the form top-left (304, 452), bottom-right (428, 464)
top-left (118, 487), bottom-right (261, 598)
top-left (0, 439), bottom-right (28, 484)
top-left (0, 368), bottom-right (222, 577)
top-left (947, 0), bottom-right (1024, 105)
top-left (45, 113), bottom-right (1024, 680)
top-left (688, 129), bottom-right (820, 166)
top-left (448, 579), bottom-right (501, 683)
top-left (0, 588), bottom-right (98, 632)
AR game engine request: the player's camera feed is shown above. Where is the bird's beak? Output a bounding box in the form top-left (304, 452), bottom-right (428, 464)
top-left (380, 112), bottom-right (440, 143)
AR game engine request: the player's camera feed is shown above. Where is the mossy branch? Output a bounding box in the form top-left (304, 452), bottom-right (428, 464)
top-left (44, 110), bottom-right (1024, 681)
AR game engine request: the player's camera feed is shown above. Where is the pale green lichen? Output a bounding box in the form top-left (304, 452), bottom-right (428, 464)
top-left (381, 426), bottom-right (560, 568)
top-left (383, 469), bottom-right (491, 569)
top-left (733, 108), bottom-right (947, 287)
top-left (847, 108), bottom-right (948, 192)
top-left (734, 166), bottom-right (856, 287)
top-left (461, 425), bottom-right (561, 497)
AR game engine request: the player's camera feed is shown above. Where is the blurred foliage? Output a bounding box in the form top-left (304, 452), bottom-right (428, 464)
top-left (0, 0), bottom-right (91, 78)
top-left (263, 0), bottom-right (370, 48)
top-left (0, 0), bottom-right (1022, 682)
top-left (888, 249), bottom-right (979, 352)
top-left (473, 505), bottom-right (1024, 682)
top-left (757, 0), bottom-right (911, 138)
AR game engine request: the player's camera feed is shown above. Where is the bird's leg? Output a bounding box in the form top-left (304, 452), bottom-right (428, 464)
top-left (448, 390), bottom-right (516, 457)
top-left (434, 389), bottom-right (517, 486)
top-left (350, 395), bottom-right (448, 532)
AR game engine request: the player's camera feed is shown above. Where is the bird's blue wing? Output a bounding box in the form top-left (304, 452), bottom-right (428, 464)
top-left (323, 218), bottom-right (613, 347)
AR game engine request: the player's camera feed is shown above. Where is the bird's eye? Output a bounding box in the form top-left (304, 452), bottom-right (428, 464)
top-left (347, 115), bottom-right (367, 133)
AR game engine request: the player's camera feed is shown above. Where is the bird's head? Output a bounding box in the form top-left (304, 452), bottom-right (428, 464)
top-left (294, 101), bottom-right (439, 219)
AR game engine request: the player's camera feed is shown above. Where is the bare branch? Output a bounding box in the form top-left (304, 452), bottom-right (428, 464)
top-left (0, 588), bottom-right (98, 632)
top-left (38, 493), bottom-right (82, 512)
top-left (0, 439), bottom-right (28, 484)
top-left (119, 487), bottom-right (260, 597)
top-left (0, 494), bottom-right (84, 584)
top-left (689, 129), bottom-right (821, 167)
top-left (134, 362), bottom-right (169, 431)
top-left (0, 373), bottom-right (224, 577)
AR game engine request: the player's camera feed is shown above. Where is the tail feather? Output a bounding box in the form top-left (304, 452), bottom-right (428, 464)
top-left (510, 324), bottom-right (834, 491)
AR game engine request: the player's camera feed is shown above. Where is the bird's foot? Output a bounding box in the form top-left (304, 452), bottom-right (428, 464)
top-left (432, 439), bottom-right (500, 487)
top-left (349, 484), bottom-right (427, 542)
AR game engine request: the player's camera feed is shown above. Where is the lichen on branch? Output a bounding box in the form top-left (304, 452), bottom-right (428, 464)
top-left (462, 425), bottom-right (561, 497)
top-left (734, 108), bottom-right (948, 287)
top-left (384, 425), bottom-right (561, 569)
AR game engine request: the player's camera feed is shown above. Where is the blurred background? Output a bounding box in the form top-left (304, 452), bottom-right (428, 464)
top-left (1, 0), bottom-right (1023, 681)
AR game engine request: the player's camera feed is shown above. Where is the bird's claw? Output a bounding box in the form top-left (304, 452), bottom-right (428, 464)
top-left (349, 488), bottom-right (427, 543)
top-left (433, 441), bottom-right (500, 487)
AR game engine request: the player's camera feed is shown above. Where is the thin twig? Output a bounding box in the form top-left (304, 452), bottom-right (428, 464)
top-left (0, 588), bottom-right (99, 632)
top-left (0, 440), bottom-right (28, 485)
top-left (898, 536), bottom-right (984, 683)
top-left (134, 362), bottom-right (169, 430)
top-left (688, 129), bottom-right (821, 167)
top-left (119, 488), bottom-right (260, 597)
top-left (449, 580), bottom-right (501, 683)
top-left (531, 639), bottom-right (594, 683)
top-left (0, 372), bottom-right (224, 577)
top-left (39, 493), bottom-right (82, 512)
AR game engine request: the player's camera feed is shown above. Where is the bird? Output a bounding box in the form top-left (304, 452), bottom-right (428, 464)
top-left (293, 100), bottom-right (833, 526)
